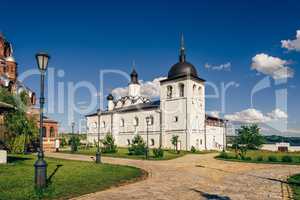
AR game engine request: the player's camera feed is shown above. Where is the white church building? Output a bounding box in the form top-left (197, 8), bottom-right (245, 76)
top-left (86, 37), bottom-right (227, 151)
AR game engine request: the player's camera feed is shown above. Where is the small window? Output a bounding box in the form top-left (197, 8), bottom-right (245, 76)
top-left (101, 121), bottom-right (106, 128)
top-left (198, 86), bottom-right (202, 96)
top-left (120, 118), bottom-right (124, 127)
top-left (179, 83), bottom-right (184, 97)
top-left (134, 117), bottom-right (139, 126)
top-left (149, 115), bottom-right (154, 125)
top-left (193, 84), bottom-right (196, 93)
top-left (200, 139), bottom-right (203, 145)
top-left (127, 139), bottom-right (131, 145)
top-left (151, 139), bottom-right (155, 146)
top-left (173, 116), bottom-right (178, 122)
top-left (167, 85), bottom-right (173, 99)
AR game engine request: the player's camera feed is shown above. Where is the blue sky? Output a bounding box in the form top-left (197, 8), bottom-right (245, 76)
top-left (1, 0), bottom-right (299, 135)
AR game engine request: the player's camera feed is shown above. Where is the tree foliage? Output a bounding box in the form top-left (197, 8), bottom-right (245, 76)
top-left (128, 135), bottom-right (146, 155)
top-left (233, 124), bottom-right (264, 158)
top-left (171, 135), bottom-right (179, 153)
top-left (101, 134), bottom-right (117, 153)
top-left (0, 88), bottom-right (38, 153)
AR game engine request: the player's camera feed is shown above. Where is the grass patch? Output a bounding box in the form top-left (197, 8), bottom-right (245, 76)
top-left (216, 149), bottom-right (300, 165)
top-left (61, 147), bottom-right (191, 160)
top-left (288, 174), bottom-right (300, 199)
top-left (0, 154), bottom-right (143, 200)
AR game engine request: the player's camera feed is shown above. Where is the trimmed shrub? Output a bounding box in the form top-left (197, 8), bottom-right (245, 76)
top-left (281, 155), bottom-right (293, 163)
top-left (128, 135), bottom-right (146, 155)
top-left (69, 135), bottom-right (80, 153)
top-left (218, 151), bottom-right (229, 159)
top-left (191, 146), bottom-right (197, 153)
top-left (101, 134), bottom-right (117, 153)
top-left (242, 156), bottom-right (252, 161)
top-left (153, 148), bottom-right (164, 158)
top-left (256, 156), bottom-right (264, 161)
top-left (268, 155), bottom-right (278, 162)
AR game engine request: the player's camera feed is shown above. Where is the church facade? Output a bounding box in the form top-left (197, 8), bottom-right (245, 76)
top-left (86, 37), bottom-right (227, 151)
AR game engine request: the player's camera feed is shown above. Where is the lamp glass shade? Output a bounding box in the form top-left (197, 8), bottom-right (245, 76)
top-left (36, 53), bottom-right (50, 72)
top-left (146, 117), bottom-right (150, 125)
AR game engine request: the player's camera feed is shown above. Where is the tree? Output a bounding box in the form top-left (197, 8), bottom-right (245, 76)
top-left (171, 135), bottom-right (179, 153)
top-left (234, 124), bottom-right (264, 159)
top-left (4, 111), bottom-right (38, 153)
top-left (128, 135), bottom-right (146, 155)
top-left (101, 134), bottom-right (117, 153)
top-left (69, 135), bottom-right (80, 153)
top-left (0, 88), bottom-right (38, 153)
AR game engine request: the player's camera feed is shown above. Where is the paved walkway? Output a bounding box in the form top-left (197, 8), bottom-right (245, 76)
top-left (46, 152), bottom-right (300, 200)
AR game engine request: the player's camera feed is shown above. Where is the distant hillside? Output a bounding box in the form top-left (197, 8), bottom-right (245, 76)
top-left (227, 135), bottom-right (300, 146)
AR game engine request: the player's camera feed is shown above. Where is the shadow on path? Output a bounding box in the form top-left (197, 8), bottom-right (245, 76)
top-left (190, 188), bottom-right (231, 200)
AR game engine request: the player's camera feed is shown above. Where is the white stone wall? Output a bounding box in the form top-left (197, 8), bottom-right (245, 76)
top-left (206, 125), bottom-right (225, 150)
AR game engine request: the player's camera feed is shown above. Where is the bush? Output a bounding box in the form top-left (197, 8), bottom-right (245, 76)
top-left (191, 146), bottom-right (197, 153)
top-left (128, 135), bottom-right (146, 155)
top-left (153, 148), bottom-right (164, 158)
top-left (242, 156), bottom-right (252, 161)
top-left (218, 151), bottom-right (229, 159)
top-left (60, 137), bottom-right (67, 148)
top-left (256, 156), bottom-right (264, 161)
top-left (268, 155), bottom-right (278, 162)
top-left (101, 134), bottom-right (117, 153)
top-left (69, 135), bottom-right (80, 153)
top-left (281, 155), bottom-right (293, 163)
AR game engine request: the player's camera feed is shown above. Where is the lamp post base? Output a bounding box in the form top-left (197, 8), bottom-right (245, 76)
top-left (34, 156), bottom-right (47, 188)
top-left (95, 152), bottom-right (101, 164)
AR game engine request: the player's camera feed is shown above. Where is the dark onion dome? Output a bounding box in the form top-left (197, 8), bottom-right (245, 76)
top-left (167, 34), bottom-right (198, 79)
top-left (107, 93), bottom-right (114, 101)
top-left (130, 68), bottom-right (139, 84)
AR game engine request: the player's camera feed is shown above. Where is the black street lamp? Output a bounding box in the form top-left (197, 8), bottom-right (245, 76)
top-left (96, 109), bottom-right (101, 163)
top-left (34, 52), bottom-right (50, 189)
top-left (145, 116), bottom-right (151, 160)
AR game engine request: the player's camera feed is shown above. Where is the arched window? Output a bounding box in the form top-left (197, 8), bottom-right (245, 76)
top-left (151, 139), bottom-right (155, 146)
top-left (133, 117), bottom-right (139, 126)
top-left (193, 84), bottom-right (196, 93)
top-left (167, 85), bottom-right (173, 99)
top-left (101, 121), bottom-right (106, 128)
top-left (150, 115), bottom-right (154, 125)
top-left (120, 118), bottom-right (125, 127)
top-left (179, 83), bottom-right (184, 97)
top-left (42, 127), bottom-right (47, 137)
top-left (50, 127), bottom-right (55, 138)
top-left (127, 139), bottom-right (131, 145)
top-left (198, 86), bottom-right (202, 96)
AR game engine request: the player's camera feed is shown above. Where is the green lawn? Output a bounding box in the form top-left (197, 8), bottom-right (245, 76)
top-left (0, 154), bottom-right (143, 200)
top-left (216, 149), bottom-right (300, 165)
top-left (60, 147), bottom-right (214, 160)
top-left (61, 147), bottom-right (188, 160)
top-left (288, 174), bottom-right (300, 200)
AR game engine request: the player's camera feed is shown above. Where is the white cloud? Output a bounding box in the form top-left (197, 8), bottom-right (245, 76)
top-left (251, 53), bottom-right (294, 79)
top-left (208, 111), bottom-right (220, 118)
top-left (267, 108), bottom-right (288, 120)
top-left (204, 62), bottom-right (231, 71)
top-left (112, 76), bottom-right (166, 99)
top-left (281, 30), bottom-right (300, 51)
top-left (224, 108), bottom-right (288, 123)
